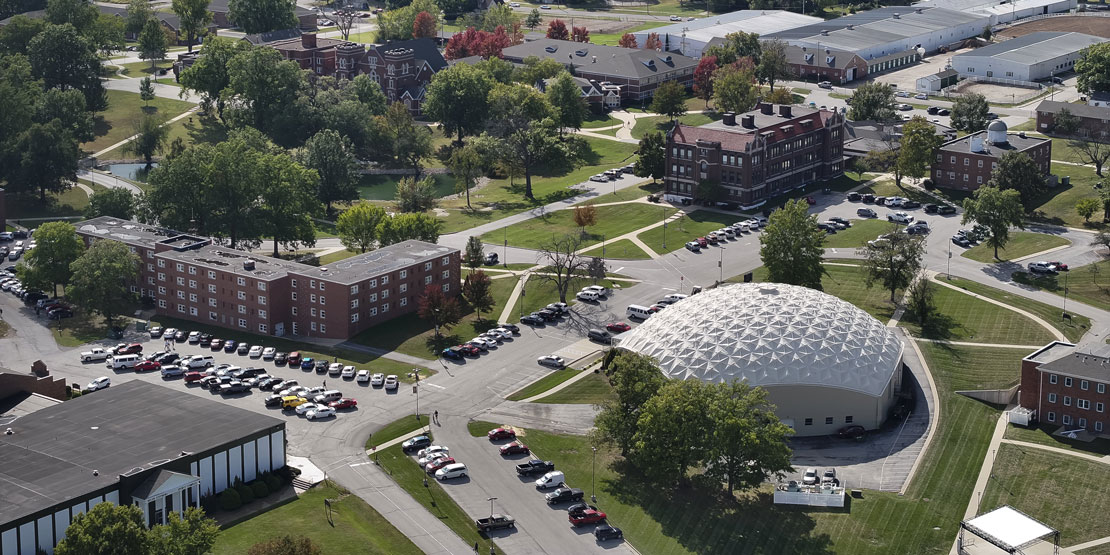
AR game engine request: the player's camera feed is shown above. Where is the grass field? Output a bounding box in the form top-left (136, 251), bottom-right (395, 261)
top-left (961, 231), bottom-right (1070, 262)
top-left (51, 311), bottom-right (143, 347)
top-left (581, 113), bottom-right (622, 129)
top-left (505, 369), bottom-right (582, 401)
top-left (210, 486), bottom-right (422, 555)
top-left (5, 183), bottom-right (106, 221)
top-left (903, 283), bottom-right (1056, 345)
top-left (636, 210), bottom-right (739, 254)
top-left (358, 173), bottom-right (456, 201)
top-left (914, 342), bottom-right (1025, 391)
top-left (103, 112), bottom-right (228, 160)
top-left (822, 219), bottom-right (898, 249)
top-left (347, 30), bottom-right (377, 43)
top-left (576, 180), bottom-right (663, 205)
top-left (114, 59), bottom-right (173, 78)
top-left (317, 249), bottom-right (361, 265)
top-left (533, 371), bottom-right (615, 404)
top-left (940, 276), bottom-right (1090, 342)
top-left (479, 203), bottom-right (675, 250)
top-left (1028, 162), bottom-right (1105, 229)
top-left (732, 262), bottom-right (898, 322)
top-left (579, 238), bottom-right (653, 259)
top-left (1004, 422), bottom-right (1110, 456)
top-left (1011, 259), bottom-right (1110, 312)
top-left (980, 443), bottom-right (1110, 545)
top-left (629, 112), bottom-right (720, 141)
top-left (368, 414), bottom-right (431, 450)
top-left (84, 90), bottom-right (196, 154)
top-left (589, 21), bottom-right (669, 45)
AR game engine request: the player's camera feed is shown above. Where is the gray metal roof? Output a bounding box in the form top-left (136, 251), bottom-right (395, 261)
top-left (1038, 350), bottom-right (1110, 383)
top-left (1036, 100), bottom-right (1110, 120)
top-left (75, 216), bottom-right (186, 250)
top-left (302, 240), bottom-right (457, 284)
top-left (939, 130), bottom-right (1049, 155)
top-left (641, 10), bottom-right (823, 45)
top-left (952, 32), bottom-right (1107, 65)
top-left (500, 39), bottom-right (698, 80)
top-left (765, 6), bottom-right (984, 54)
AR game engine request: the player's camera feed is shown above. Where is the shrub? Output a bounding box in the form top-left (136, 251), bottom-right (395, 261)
top-left (219, 488), bottom-right (242, 511)
top-left (276, 465), bottom-right (300, 482)
top-left (236, 482), bottom-right (255, 504)
top-left (923, 178), bottom-right (935, 191)
top-left (264, 474), bottom-right (283, 492)
top-left (250, 480), bottom-right (270, 498)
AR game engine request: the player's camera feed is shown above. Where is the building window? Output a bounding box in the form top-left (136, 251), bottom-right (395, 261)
top-left (320, 296), bottom-right (326, 305)
top-left (311, 307), bottom-right (317, 317)
top-left (1097, 421), bottom-right (1104, 432)
top-left (310, 294), bottom-right (317, 303)
top-left (310, 280), bottom-right (316, 289)
top-left (158, 259), bottom-right (165, 268)
top-left (158, 286), bottom-right (166, 295)
top-left (1082, 380), bottom-right (1089, 390)
top-left (369, 293), bottom-right (377, 302)
top-left (351, 285), bottom-right (359, 295)
top-left (425, 275), bottom-right (433, 285)
top-left (1063, 414), bottom-right (1072, 425)
top-left (382, 275), bottom-right (389, 285)
top-left (1100, 384), bottom-right (1106, 394)
top-left (977, 176), bottom-right (983, 184)
top-left (292, 279), bottom-right (298, 288)
top-left (238, 304), bottom-right (247, 314)
top-left (369, 279), bottom-right (377, 288)
top-left (351, 313), bottom-right (360, 323)
top-left (442, 283), bottom-right (450, 292)
top-left (1048, 393), bottom-right (1057, 403)
top-left (189, 306), bottom-right (198, 316)
top-left (442, 256), bottom-right (450, 265)
top-left (1098, 402), bottom-right (1105, 413)
top-left (425, 262), bottom-right (432, 271)
top-left (209, 298), bottom-right (216, 307)
top-left (177, 277), bottom-right (185, 286)
top-left (845, 416), bottom-right (853, 423)
top-left (158, 272), bottom-right (166, 282)
top-left (258, 282), bottom-right (266, 291)
top-left (804, 418), bottom-right (813, 426)
top-left (258, 309), bottom-right (267, 319)
top-left (382, 289), bottom-right (389, 299)
top-left (158, 299), bottom-right (167, 308)
top-left (320, 310), bottom-right (326, 318)
top-left (1047, 411), bottom-right (1055, 422)
top-left (208, 271), bottom-right (215, 279)
top-left (320, 324), bottom-right (326, 333)
top-left (382, 303), bottom-right (390, 313)
top-left (208, 284), bottom-right (216, 293)
top-left (1065, 377), bottom-right (1073, 387)
top-left (177, 290), bottom-right (185, 299)
top-left (825, 417), bottom-right (834, 425)
top-left (237, 291), bottom-right (246, 300)
top-left (147, 263), bottom-right (154, 272)
top-left (176, 263), bottom-right (184, 272)
top-left (370, 307), bottom-right (378, 316)
top-left (400, 297), bottom-right (408, 307)
top-left (237, 277), bottom-right (246, 286)
top-left (189, 280), bottom-right (197, 289)
top-left (400, 269), bottom-right (407, 279)
top-left (1050, 374), bottom-right (1058, 384)
top-left (188, 266), bottom-right (197, 275)
top-left (189, 293), bottom-right (197, 302)
top-left (1079, 399), bottom-right (1091, 410)
top-left (311, 322), bottom-right (317, 331)
top-left (977, 160), bottom-right (983, 168)
top-left (209, 311), bottom-right (217, 320)
top-left (1064, 396), bottom-right (1072, 406)
top-left (259, 323), bottom-right (268, 333)
top-left (292, 292), bottom-right (298, 301)
top-left (400, 283), bottom-right (407, 293)
top-left (259, 296), bottom-right (266, 305)
top-left (292, 307), bottom-right (298, 316)
top-left (239, 318), bottom-right (247, 328)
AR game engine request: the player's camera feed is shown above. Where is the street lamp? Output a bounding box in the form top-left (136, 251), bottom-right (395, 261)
top-left (433, 308), bottom-right (441, 339)
top-left (591, 446), bottom-right (597, 503)
top-left (662, 207), bottom-right (668, 250)
top-left (487, 496), bottom-right (497, 517)
top-left (412, 369), bottom-right (420, 420)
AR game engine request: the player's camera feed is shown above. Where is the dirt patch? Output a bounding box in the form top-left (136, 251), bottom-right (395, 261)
top-left (998, 15), bottom-right (1110, 40)
top-left (955, 81), bottom-right (1045, 104)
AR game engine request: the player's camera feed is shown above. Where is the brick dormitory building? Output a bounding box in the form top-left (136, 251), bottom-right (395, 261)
top-left (930, 119), bottom-right (1051, 191)
top-left (1020, 342), bottom-right (1110, 436)
top-left (74, 217), bottom-right (460, 340)
top-left (662, 102), bottom-right (847, 210)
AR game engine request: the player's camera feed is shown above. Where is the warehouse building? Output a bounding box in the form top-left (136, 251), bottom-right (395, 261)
top-left (914, 0), bottom-right (1077, 25)
top-left (0, 381), bottom-right (287, 555)
top-left (950, 32), bottom-right (1106, 82)
top-left (629, 10), bottom-right (823, 58)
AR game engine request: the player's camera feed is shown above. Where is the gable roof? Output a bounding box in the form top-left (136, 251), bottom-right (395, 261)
top-left (1036, 100), bottom-right (1110, 120)
top-left (375, 38), bottom-right (448, 72)
top-left (244, 28), bottom-right (302, 45)
top-left (501, 38), bottom-right (698, 80)
top-left (786, 44), bottom-right (861, 70)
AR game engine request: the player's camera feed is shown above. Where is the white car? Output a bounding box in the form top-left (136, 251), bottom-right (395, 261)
top-left (483, 330), bottom-right (505, 342)
top-left (80, 347), bottom-right (111, 362)
top-left (1028, 261), bottom-right (1057, 274)
top-left (719, 227), bottom-right (734, 238)
top-left (187, 331), bottom-right (201, 343)
top-left (435, 463), bottom-right (468, 481)
top-left (509, 1), bottom-right (519, 5)
top-left (86, 376), bottom-right (111, 392)
top-left (160, 365), bottom-right (185, 378)
top-left (895, 91), bottom-right (909, 98)
top-left (356, 369), bottom-right (370, 382)
top-left (418, 450), bottom-right (450, 466)
top-left (371, 373), bottom-right (385, 386)
top-left (887, 212), bottom-right (914, 224)
top-left (306, 406), bottom-right (336, 420)
top-left (248, 345), bottom-right (264, 358)
top-left (580, 285), bottom-right (607, 297)
top-left (163, 327), bottom-right (178, 340)
top-left (417, 445), bottom-right (449, 459)
top-left (488, 328), bottom-right (512, 340)
top-left (262, 347), bottom-right (276, 359)
top-left (914, 93), bottom-right (928, 100)
top-left (803, 467), bottom-right (819, 485)
top-left (328, 363), bottom-right (343, 375)
top-left (341, 366), bottom-right (355, 379)
top-left (279, 385), bottom-right (307, 397)
top-left (298, 386), bottom-right (326, 399)
top-left (669, 14), bottom-right (681, 20)
top-left (384, 375), bottom-right (399, 390)
top-left (470, 337), bottom-right (496, 349)
top-left (589, 174), bottom-right (608, 182)
top-left (538, 355), bottom-right (565, 368)
top-left (295, 402), bottom-right (320, 415)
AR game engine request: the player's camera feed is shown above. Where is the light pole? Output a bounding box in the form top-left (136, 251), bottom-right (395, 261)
top-left (662, 207), bottom-right (667, 250)
top-left (591, 447), bottom-right (597, 503)
top-left (433, 308), bottom-right (441, 339)
top-left (947, 242), bottom-right (952, 280)
top-left (412, 369), bottom-right (420, 420)
top-left (487, 496), bottom-right (497, 517)
top-left (1062, 270), bottom-right (1069, 319)
top-left (718, 243), bottom-right (723, 283)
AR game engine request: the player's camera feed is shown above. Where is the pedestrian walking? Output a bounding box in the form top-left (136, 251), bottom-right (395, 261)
top-left (434, 410), bottom-right (439, 424)
top-left (323, 379), bottom-right (327, 388)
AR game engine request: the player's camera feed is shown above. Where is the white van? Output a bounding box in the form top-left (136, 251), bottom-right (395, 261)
top-left (662, 293), bottom-right (688, 304)
top-left (534, 470), bottom-right (566, 489)
top-left (313, 390), bottom-right (343, 404)
top-left (576, 289), bottom-right (599, 302)
top-left (106, 354), bottom-right (139, 370)
top-left (626, 304), bottom-right (652, 320)
top-left (435, 463), bottom-right (468, 481)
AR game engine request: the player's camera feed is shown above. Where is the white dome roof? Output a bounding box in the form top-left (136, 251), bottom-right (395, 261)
top-left (617, 283), bottom-right (903, 397)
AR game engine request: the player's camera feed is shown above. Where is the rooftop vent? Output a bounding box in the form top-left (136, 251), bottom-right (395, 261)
top-left (761, 103), bottom-right (774, 115)
top-left (741, 114), bottom-right (756, 128)
top-left (659, 54), bottom-right (672, 64)
top-left (779, 105), bottom-right (792, 118)
top-left (722, 112), bottom-right (736, 125)
top-left (592, 56), bottom-right (597, 63)
top-left (642, 59), bottom-right (656, 68)
top-left (243, 259), bottom-right (255, 271)
top-left (893, 12), bottom-right (900, 18)
top-left (93, 470), bottom-right (99, 476)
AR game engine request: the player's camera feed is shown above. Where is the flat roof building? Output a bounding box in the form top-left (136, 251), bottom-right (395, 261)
top-left (931, 119), bottom-right (1051, 191)
top-left (630, 10), bottom-right (823, 58)
top-left (914, 0), bottom-right (1076, 25)
top-left (950, 32), bottom-right (1106, 83)
top-left (0, 381), bottom-right (287, 555)
top-left (1019, 341), bottom-right (1110, 439)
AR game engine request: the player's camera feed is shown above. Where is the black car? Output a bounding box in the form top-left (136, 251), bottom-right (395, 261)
top-left (902, 200), bottom-right (921, 209)
top-left (520, 314), bottom-right (544, 326)
top-left (567, 502), bottom-right (598, 517)
top-left (259, 377), bottom-right (285, 390)
top-left (48, 308), bottom-right (74, 319)
top-left (861, 193), bottom-right (875, 204)
top-left (938, 205), bottom-right (957, 215)
top-left (829, 217), bottom-right (850, 228)
top-left (498, 322), bottom-right (520, 334)
top-left (537, 309), bottom-right (558, 321)
top-left (595, 524), bottom-right (623, 542)
top-left (264, 394), bottom-right (284, 407)
top-left (314, 360), bottom-right (329, 373)
top-left (587, 329), bottom-right (612, 344)
top-left (873, 196), bottom-right (886, 206)
top-left (952, 235), bottom-right (971, 247)
top-left (198, 334), bottom-right (212, 347)
top-left (154, 352), bottom-right (181, 364)
top-left (847, 192), bottom-right (861, 202)
top-left (938, 108), bottom-right (951, 116)
top-left (927, 106), bottom-right (939, 115)
top-left (924, 204), bottom-right (939, 213)
top-left (224, 340), bottom-right (238, 353)
top-left (485, 252), bottom-right (499, 265)
top-left (174, 330), bottom-right (187, 342)
top-left (545, 487), bottom-right (585, 505)
top-left (274, 352), bottom-right (287, 364)
top-left (837, 425), bottom-right (866, 439)
top-left (402, 435), bottom-right (432, 453)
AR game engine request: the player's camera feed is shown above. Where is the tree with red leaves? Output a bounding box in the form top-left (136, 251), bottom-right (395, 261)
top-left (571, 25), bottom-right (589, 43)
top-left (444, 27), bottom-right (511, 60)
top-left (417, 284), bottom-right (461, 338)
top-left (546, 19), bottom-right (568, 40)
top-left (480, 25), bottom-right (512, 59)
top-left (412, 11), bottom-right (436, 39)
top-left (643, 32), bottom-right (661, 50)
top-left (693, 55), bottom-right (717, 108)
top-left (618, 33), bottom-right (637, 48)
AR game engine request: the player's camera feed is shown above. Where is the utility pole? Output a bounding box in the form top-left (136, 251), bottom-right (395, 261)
top-left (591, 447), bottom-right (597, 503)
top-left (662, 207), bottom-right (667, 250)
top-left (413, 369), bottom-right (420, 420)
top-left (947, 242), bottom-right (951, 280)
top-left (1062, 270), bottom-right (1069, 319)
top-left (487, 496), bottom-right (497, 517)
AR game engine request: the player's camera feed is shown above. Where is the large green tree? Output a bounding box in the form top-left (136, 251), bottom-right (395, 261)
top-left (447, 141), bottom-right (485, 209)
top-left (759, 199), bottom-right (825, 290)
top-left (88, 13), bottom-right (126, 57)
top-left (223, 46), bottom-right (304, 136)
top-left (145, 507), bottom-right (221, 555)
top-left (125, 112), bottom-right (169, 165)
top-left (633, 379), bottom-right (715, 484)
top-left (178, 37), bottom-right (252, 119)
top-left (897, 117), bottom-right (942, 186)
top-left (16, 221), bottom-right (84, 295)
top-left (592, 351), bottom-right (666, 456)
top-left (461, 269), bottom-right (494, 321)
top-left (255, 151), bottom-right (321, 257)
top-left (144, 143), bottom-right (217, 233)
top-left (712, 63), bottom-right (757, 114)
top-left (12, 120), bottom-right (79, 203)
top-left (35, 87), bottom-right (94, 142)
top-left (705, 382), bottom-right (794, 493)
top-left (66, 239), bottom-right (140, 327)
top-left (55, 503), bottom-right (148, 555)
top-left (512, 56), bottom-right (564, 86)
top-left (297, 129), bottom-right (359, 213)
top-left (962, 186), bottom-right (1025, 260)
top-left (336, 202), bottom-right (387, 253)
top-left (949, 92), bottom-right (989, 133)
top-left (463, 235), bottom-right (484, 269)
top-left (393, 175), bottom-right (437, 213)
top-left (650, 80), bottom-right (687, 122)
top-left (423, 62), bottom-right (494, 145)
top-left (634, 130), bottom-right (665, 183)
top-left (171, 0), bottom-right (212, 52)
top-left (484, 82), bottom-right (561, 199)
top-left (125, 0), bottom-right (153, 36)
top-left (137, 17), bottom-right (167, 72)
top-left (46, 0), bottom-right (98, 32)
top-left (228, 0), bottom-right (296, 34)
top-left (546, 71), bottom-right (588, 134)
top-left (0, 15), bottom-right (47, 54)
top-left (1076, 42), bottom-right (1110, 96)
top-left (384, 101), bottom-right (433, 176)
top-left (990, 150), bottom-right (1044, 208)
top-left (702, 30), bottom-right (760, 66)
top-left (28, 23), bottom-right (106, 110)
top-left (756, 38), bottom-right (792, 92)
top-left (85, 187), bottom-right (135, 219)
top-left (864, 224), bottom-right (925, 302)
top-left (847, 81), bottom-right (896, 123)
top-left (378, 212), bottom-right (441, 245)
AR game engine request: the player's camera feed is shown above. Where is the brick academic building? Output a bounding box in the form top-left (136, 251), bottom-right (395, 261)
top-left (930, 120), bottom-right (1051, 192)
top-left (1020, 342), bottom-right (1110, 436)
top-left (74, 217), bottom-right (460, 340)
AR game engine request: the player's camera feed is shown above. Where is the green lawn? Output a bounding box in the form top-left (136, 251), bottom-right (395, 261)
top-left (940, 277), bottom-right (1090, 343)
top-left (358, 173), bottom-right (456, 201)
top-left (1010, 259), bottom-right (1110, 312)
top-left (348, 272), bottom-right (518, 359)
top-left (731, 262), bottom-right (898, 322)
top-left (533, 372), bottom-right (615, 404)
top-left (347, 30), bottom-right (377, 43)
top-left (211, 486), bottom-right (422, 555)
top-left (576, 180), bottom-right (663, 205)
top-left (318, 249), bottom-right (361, 265)
top-left (579, 238), bottom-right (653, 259)
top-left (636, 210), bottom-right (739, 254)
top-left (1004, 422), bottom-right (1110, 456)
top-left (822, 219), bottom-right (898, 249)
top-left (479, 203), bottom-right (675, 250)
top-left (629, 112), bottom-right (720, 141)
top-left (114, 59), bottom-right (173, 78)
top-left (1028, 162), bottom-right (1106, 229)
top-left (980, 443), bottom-right (1110, 545)
top-left (1076, 545), bottom-right (1110, 555)
top-left (903, 284), bottom-right (1056, 345)
top-left (51, 311), bottom-right (143, 347)
top-left (580, 113), bottom-right (622, 129)
top-left (914, 342), bottom-right (1025, 391)
top-left (5, 183), bottom-right (105, 221)
top-left (437, 137), bottom-right (639, 234)
top-left (589, 21), bottom-right (669, 45)
top-left (961, 231), bottom-right (1071, 262)
top-left (368, 414), bottom-right (431, 450)
top-left (84, 90), bottom-right (196, 154)
top-left (100, 112), bottom-right (228, 160)
top-left (505, 369), bottom-right (583, 401)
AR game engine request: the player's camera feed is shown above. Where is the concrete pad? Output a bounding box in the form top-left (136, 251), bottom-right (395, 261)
top-left (286, 455), bottom-right (325, 485)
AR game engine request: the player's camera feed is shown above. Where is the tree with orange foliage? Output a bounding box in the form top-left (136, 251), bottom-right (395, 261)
top-left (643, 32), bottom-right (661, 50)
top-left (618, 33), bottom-right (637, 48)
top-left (546, 19), bottom-right (568, 40)
top-left (510, 21), bottom-right (524, 45)
top-left (571, 25), bottom-right (589, 42)
top-left (412, 11), bottom-right (436, 39)
top-left (572, 204), bottom-right (597, 233)
top-left (693, 55), bottom-right (717, 108)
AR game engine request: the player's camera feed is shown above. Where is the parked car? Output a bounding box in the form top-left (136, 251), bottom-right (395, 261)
top-left (951, 235), bottom-right (971, 248)
top-left (1028, 261), bottom-right (1057, 274)
top-left (685, 241), bottom-right (701, 252)
top-left (887, 211), bottom-right (914, 224)
top-left (149, 326), bottom-right (165, 338)
top-left (135, 360), bottom-right (161, 372)
top-left (160, 365), bottom-right (185, 378)
top-left (264, 394), bottom-right (285, 407)
top-left (248, 345), bottom-right (264, 358)
top-left (475, 514), bottom-right (515, 532)
top-left (545, 487), bottom-right (584, 505)
top-left (295, 402), bottom-right (320, 415)
top-left (535, 470), bottom-right (566, 489)
top-left (262, 347), bottom-right (276, 360)
top-left (914, 93), bottom-right (928, 100)
top-left (802, 467), bottom-right (819, 485)
top-left (384, 375), bottom-right (399, 390)
top-left (938, 205), bottom-right (957, 215)
top-left (606, 322), bottom-right (631, 333)
top-left (237, 342), bottom-right (250, 354)
top-left (85, 376), bottom-right (111, 392)
top-left (425, 456), bottom-right (457, 474)
top-left (516, 459), bottom-right (555, 476)
top-left (499, 441), bottom-right (530, 456)
top-left (595, 524), bottom-right (624, 541)
top-left (209, 339), bottom-right (223, 350)
top-left (223, 339), bottom-right (238, 353)
top-left (306, 406), bottom-right (336, 420)
top-left (113, 343), bottom-right (143, 355)
top-left (488, 427), bottom-right (516, 441)
top-left (370, 373), bottom-right (384, 386)
top-left (817, 81), bottom-right (832, 89)
top-left (402, 435), bottom-right (431, 452)
top-left (300, 357), bottom-right (315, 370)
top-left (538, 355), bottom-right (565, 368)
top-left (499, 322), bottom-right (520, 334)
top-left (570, 508), bottom-right (607, 527)
top-left (442, 347), bottom-right (463, 360)
top-left (287, 352), bottom-right (302, 366)
top-left (837, 425), bottom-right (866, 439)
top-left (520, 313), bottom-right (544, 326)
top-left (80, 347), bottom-right (111, 362)
top-left (435, 463), bottom-right (468, 481)
top-left (1049, 261), bottom-right (1069, 272)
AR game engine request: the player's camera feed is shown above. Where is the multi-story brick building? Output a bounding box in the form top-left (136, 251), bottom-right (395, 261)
top-left (1020, 341), bottom-right (1110, 435)
top-left (931, 119), bottom-right (1052, 191)
top-left (73, 217), bottom-right (459, 340)
top-left (785, 45), bottom-right (869, 84)
top-left (662, 103), bottom-right (847, 210)
top-left (1034, 100), bottom-right (1110, 142)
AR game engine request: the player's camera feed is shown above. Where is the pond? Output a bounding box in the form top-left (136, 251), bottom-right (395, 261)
top-left (104, 163), bottom-right (158, 182)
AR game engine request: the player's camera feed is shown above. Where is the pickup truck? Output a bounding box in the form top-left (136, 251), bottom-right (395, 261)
top-left (475, 514), bottom-right (515, 532)
top-left (515, 460), bottom-right (555, 476)
top-left (80, 347), bottom-right (111, 362)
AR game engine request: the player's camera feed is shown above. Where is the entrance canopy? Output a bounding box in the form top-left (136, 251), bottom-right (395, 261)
top-left (960, 506), bottom-right (1059, 554)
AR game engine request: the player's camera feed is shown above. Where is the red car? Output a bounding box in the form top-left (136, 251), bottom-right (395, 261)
top-left (134, 360), bottom-right (161, 372)
top-left (287, 352), bottom-right (302, 366)
top-left (425, 456), bottom-right (456, 473)
top-left (605, 322), bottom-right (631, 333)
top-left (329, 398), bottom-right (358, 409)
top-left (113, 343), bottom-right (143, 355)
top-left (184, 371), bottom-right (205, 383)
top-left (805, 196), bottom-right (817, 205)
top-left (499, 441), bottom-right (530, 456)
top-left (570, 509), bottom-right (607, 526)
top-left (459, 344), bottom-right (481, 357)
top-left (487, 427), bottom-right (516, 441)
top-left (696, 237), bottom-right (708, 247)
top-left (1049, 261), bottom-right (1069, 271)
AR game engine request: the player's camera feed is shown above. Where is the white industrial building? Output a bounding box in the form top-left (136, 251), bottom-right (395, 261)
top-left (951, 31), bottom-right (1106, 82)
top-left (616, 283), bottom-right (905, 437)
top-left (631, 10), bottom-right (824, 58)
top-left (915, 0), bottom-right (1077, 25)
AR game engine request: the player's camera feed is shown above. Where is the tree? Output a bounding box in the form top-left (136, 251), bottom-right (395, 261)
top-left (864, 225), bottom-right (925, 302)
top-left (178, 37), bottom-right (251, 119)
top-left (692, 55), bottom-right (717, 108)
top-left (618, 33), bottom-right (637, 48)
top-left (28, 23), bottom-right (106, 110)
top-left (378, 212), bottom-right (441, 245)
top-left (588, 256), bottom-right (605, 282)
top-left (55, 503), bottom-right (148, 555)
top-left (12, 120), bottom-right (80, 203)
top-left (759, 199), bottom-right (825, 290)
top-left (88, 13), bottom-right (126, 58)
top-left (711, 63), bottom-right (757, 114)
top-left (572, 204), bottom-right (597, 233)
top-left (138, 17), bottom-right (167, 72)
top-left (443, 26), bottom-right (510, 61)
top-left (255, 152), bottom-right (321, 257)
top-left (1077, 197), bottom-right (1100, 222)
top-left (591, 351), bottom-right (666, 456)
top-left (703, 30), bottom-right (760, 66)
top-left (848, 81), bottom-right (896, 123)
top-left (125, 0), bottom-right (153, 35)
top-left (484, 82), bottom-right (561, 199)
top-left (125, 113), bottom-right (169, 165)
top-left (223, 46), bottom-right (304, 136)
top-left (990, 151), bottom-right (1044, 207)
top-left (375, 0), bottom-right (442, 42)
top-left (512, 56), bottom-right (565, 85)
top-left (412, 10), bottom-right (436, 39)
top-left (424, 62), bottom-right (493, 145)
top-left (336, 203), bottom-right (386, 253)
top-left (1092, 230), bottom-right (1110, 253)
top-left (146, 507), bottom-right (220, 555)
top-left (704, 382), bottom-right (794, 493)
top-left (16, 221), bottom-right (84, 295)
top-left (447, 142), bottom-right (485, 209)
top-left (34, 87), bottom-right (94, 142)
top-left (765, 86), bottom-right (793, 105)
top-left (66, 242), bottom-right (138, 327)
top-left (545, 19), bottom-right (567, 40)
top-left (461, 270), bottom-right (494, 321)
top-left (394, 175), bottom-right (438, 212)
top-left (227, 0), bottom-right (296, 34)
top-left (0, 16), bottom-right (47, 54)
top-left (333, 7), bottom-right (357, 40)
top-left (525, 9), bottom-right (541, 31)
top-left (546, 71), bottom-right (588, 133)
top-left (171, 0), bottom-right (212, 52)
top-left (633, 379), bottom-right (714, 484)
top-left (139, 76), bottom-right (155, 104)
top-left (756, 38), bottom-right (792, 92)
top-left (643, 32), bottom-right (661, 51)
top-left (1053, 107), bottom-right (1080, 135)
top-left (537, 234), bottom-right (588, 303)
top-left (650, 80), bottom-right (687, 122)
top-left (962, 186), bottom-right (1025, 260)
top-left (571, 25), bottom-right (588, 43)
top-left (1075, 42), bottom-right (1110, 96)
top-left (417, 284), bottom-right (461, 337)
top-left (1069, 139), bottom-right (1110, 177)
top-left (905, 276), bottom-right (938, 334)
top-left (385, 102), bottom-right (433, 176)
top-left (949, 92), bottom-right (989, 133)
top-left (297, 129), bottom-right (359, 213)
top-left (46, 0), bottom-right (98, 32)
top-left (897, 117), bottom-right (942, 185)
top-left (86, 187), bottom-right (135, 219)
top-left (1101, 188), bottom-right (1110, 222)
top-left (464, 235), bottom-right (484, 269)
top-left (633, 130), bottom-right (665, 183)
top-left (247, 536), bottom-right (322, 555)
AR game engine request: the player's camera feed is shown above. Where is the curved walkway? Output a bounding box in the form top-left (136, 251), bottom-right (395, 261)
top-left (928, 271), bottom-right (1066, 341)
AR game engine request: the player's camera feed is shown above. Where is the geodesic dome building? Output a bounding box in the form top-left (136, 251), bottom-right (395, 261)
top-left (617, 283), bottom-right (904, 436)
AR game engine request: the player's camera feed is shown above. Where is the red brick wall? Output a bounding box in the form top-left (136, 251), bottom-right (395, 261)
top-left (1035, 372), bottom-right (1109, 432)
top-left (1019, 358), bottom-right (1041, 411)
top-left (0, 372), bottom-right (68, 401)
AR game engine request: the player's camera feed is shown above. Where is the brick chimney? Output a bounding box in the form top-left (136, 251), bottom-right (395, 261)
top-left (302, 33), bottom-right (317, 49)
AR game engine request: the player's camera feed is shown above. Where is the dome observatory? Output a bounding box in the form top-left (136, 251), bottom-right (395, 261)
top-left (617, 283), bottom-right (905, 436)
